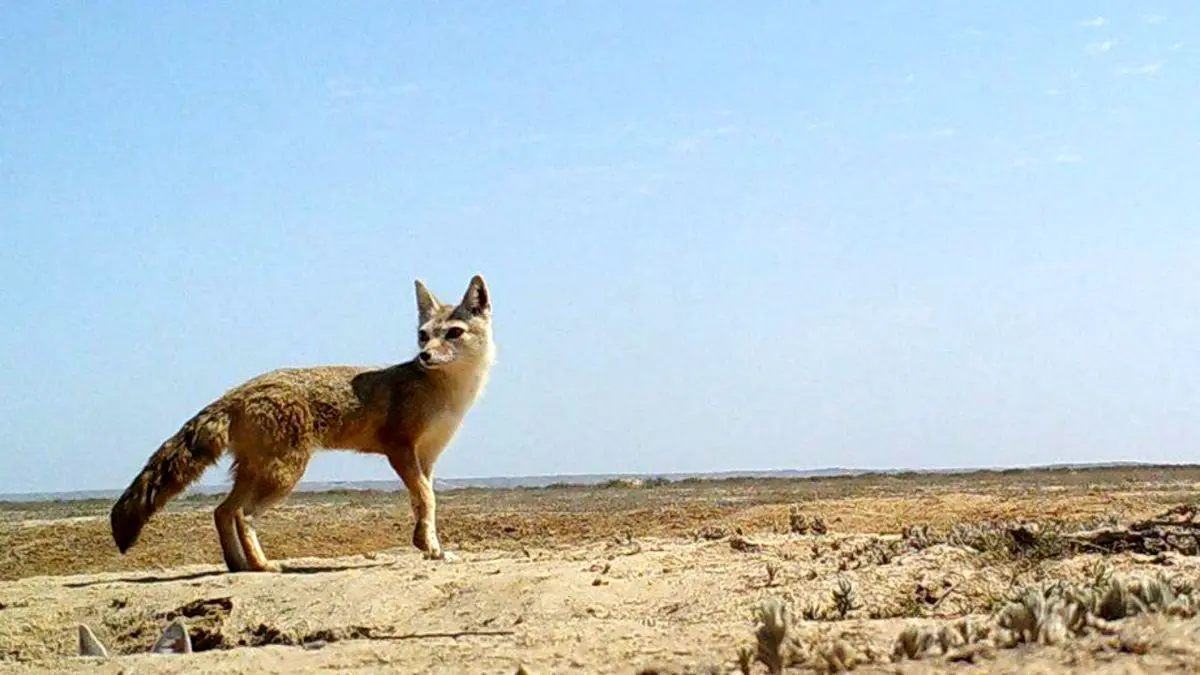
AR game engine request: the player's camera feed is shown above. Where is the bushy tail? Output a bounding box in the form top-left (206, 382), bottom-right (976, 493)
top-left (110, 403), bottom-right (231, 553)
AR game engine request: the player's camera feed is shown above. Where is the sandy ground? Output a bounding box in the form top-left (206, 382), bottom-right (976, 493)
top-left (3, 466), bottom-right (1200, 673)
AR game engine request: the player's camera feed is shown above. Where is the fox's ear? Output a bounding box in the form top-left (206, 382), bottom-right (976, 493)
top-left (459, 274), bottom-right (490, 317)
top-left (414, 279), bottom-right (441, 322)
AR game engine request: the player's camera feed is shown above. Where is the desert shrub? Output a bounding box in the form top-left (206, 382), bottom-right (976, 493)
top-left (788, 507), bottom-right (828, 535)
top-left (743, 597), bottom-right (877, 673)
top-left (892, 571), bottom-right (1200, 663)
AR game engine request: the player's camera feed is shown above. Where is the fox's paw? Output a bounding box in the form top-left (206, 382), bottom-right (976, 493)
top-left (412, 523), bottom-right (433, 552)
top-left (423, 549), bottom-right (461, 563)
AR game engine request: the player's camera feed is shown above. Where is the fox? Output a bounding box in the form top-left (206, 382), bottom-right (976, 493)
top-left (109, 274), bottom-right (495, 572)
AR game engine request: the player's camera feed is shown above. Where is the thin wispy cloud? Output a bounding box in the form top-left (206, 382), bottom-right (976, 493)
top-left (512, 132), bottom-right (551, 146)
top-left (1054, 153), bottom-right (1084, 164)
top-left (325, 80), bottom-right (420, 100)
top-left (674, 124), bottom-right (738, 154)
top-left (509, 160), bottom-right (672, 202)
top-left (1079, 17), bottom-right (1107, 28)
top-left (1168, 42), bottom-right (1184, 51)
top-left (1142, 14), bottom-right (1166, 25)
top-left (1087, 40), bottom-right (1117, 54)
top-left (633, 172), bottom-right (671, 196)
top-left (1116, 63), bottom-right (1163, 76)
top-left (1108, 107), bottom-right (1133, 122)
top-left (889, 127), bottom-right (957, 142)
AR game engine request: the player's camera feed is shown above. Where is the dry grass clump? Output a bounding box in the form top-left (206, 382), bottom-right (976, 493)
top-left (635, 664), bottom-right (724, 675)
top-left (788, 508), bottom-right (828, 536)
top-left (943, 520), bottom-right (1074, 561)
top-left (746, 599), bottom-right (875, 674)
top-left (900, 524), bottom-right (934, 550)
top-left (738, 570), bottom-right (1200, 672)
top-left (764, 562), bottom-right (781, 587)
top-left (902, 514), bottom-right (1138, 561)
top-left (831, 539), bottom-right (906, 570)
top-left (892, 569), bottom-right (1200, 664)
top-left (899, 518), bottom-right (1085, 565)
top-left (753, 599), bottom-right (800, 673)
top-left (798, 577), bottom-right (862, 622)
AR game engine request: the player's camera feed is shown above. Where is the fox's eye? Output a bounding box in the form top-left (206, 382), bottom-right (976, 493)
top-left (444, 326), bottom-right (465, 340)
top-left (418, 330), bottom-right (430, 344)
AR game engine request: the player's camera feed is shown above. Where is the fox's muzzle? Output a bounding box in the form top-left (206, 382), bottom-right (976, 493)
top-left (417, 346), bottom-right (455, 369)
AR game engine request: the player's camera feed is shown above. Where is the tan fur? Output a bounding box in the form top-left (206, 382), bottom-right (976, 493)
top-left (110, 274), bottom-right (495, 571)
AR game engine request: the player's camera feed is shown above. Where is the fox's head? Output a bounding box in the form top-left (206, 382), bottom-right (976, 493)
top-left (413, 274), bottom-right (495, 372)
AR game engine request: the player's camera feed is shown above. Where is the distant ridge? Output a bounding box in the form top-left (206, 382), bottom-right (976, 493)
top-left (1, 461), bottom-right (1194, 503)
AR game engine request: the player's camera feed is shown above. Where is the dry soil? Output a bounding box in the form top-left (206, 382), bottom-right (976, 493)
top-left (3, 465), bottom-right (1200, 673)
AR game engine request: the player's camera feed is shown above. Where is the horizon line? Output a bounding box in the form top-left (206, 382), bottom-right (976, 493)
top-left (2, 460), bottom-right (1195, 503)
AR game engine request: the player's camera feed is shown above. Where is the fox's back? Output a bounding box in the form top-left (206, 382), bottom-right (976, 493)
top-left (221, 365), bottom-right (395, 452)
top-left (227, 365), bottom-right (376, 409)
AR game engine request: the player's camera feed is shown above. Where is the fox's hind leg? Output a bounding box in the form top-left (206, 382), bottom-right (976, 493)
top-left (233, 455), bottom-right (307, 573)
top-left (233, 511), bottom-right (280, 573)
top-left (213, 480), bottom-right (255, 572)
top-left (213, 454), bottom-right (304, 573)
top-left (216, 496), bottom-right (279, 573)
top-left (238, 483), bottom-right (300, 572)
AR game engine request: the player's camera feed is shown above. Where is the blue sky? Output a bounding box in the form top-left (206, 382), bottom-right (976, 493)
top-left (1, 3), bottom-right (1197, 494)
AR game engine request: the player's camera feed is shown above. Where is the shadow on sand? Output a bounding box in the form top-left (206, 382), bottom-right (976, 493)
top-left (62, 561), bottom-right (389, 588)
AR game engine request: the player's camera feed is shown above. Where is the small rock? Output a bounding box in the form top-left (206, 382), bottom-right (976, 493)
top-left (729, 535), bottom-right (762, 553)
top-left (77, 624), bottom-right (108, 658)
top-left (946, 643), bottom-right (995, 663)
top-left (151, 618), bottom-right (192, 654)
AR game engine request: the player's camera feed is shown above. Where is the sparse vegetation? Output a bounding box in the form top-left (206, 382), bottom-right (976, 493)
top-left (764, 562), bottom-right (781, 587)
top-left (787, 507), bottom-right (828, 536)
top-left (738, 570), bottom-right (1200, 673)
top-left (753, 599), bottom-right (794, 674)
top-left (891, 570), bottom-right (1200, 665)
top-left (746, 597), bottom-right (875, 673)
top-left (6, 467), bottom-right (1200, 672)
top-left (831, 577), bottom-right (859, 619)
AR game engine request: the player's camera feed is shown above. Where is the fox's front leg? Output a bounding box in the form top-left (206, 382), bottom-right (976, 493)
top-left (388, 450), bottom-right (454, 560)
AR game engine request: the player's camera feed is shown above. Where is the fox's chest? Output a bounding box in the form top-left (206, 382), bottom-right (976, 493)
top-left (414, 409), bottom-right (467, 465)
top-left (408, 364), bottom-right (491, 467)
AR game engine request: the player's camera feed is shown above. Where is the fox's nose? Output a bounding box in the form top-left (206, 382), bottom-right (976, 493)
top-left (419, 351), bottom-right (433, 364)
